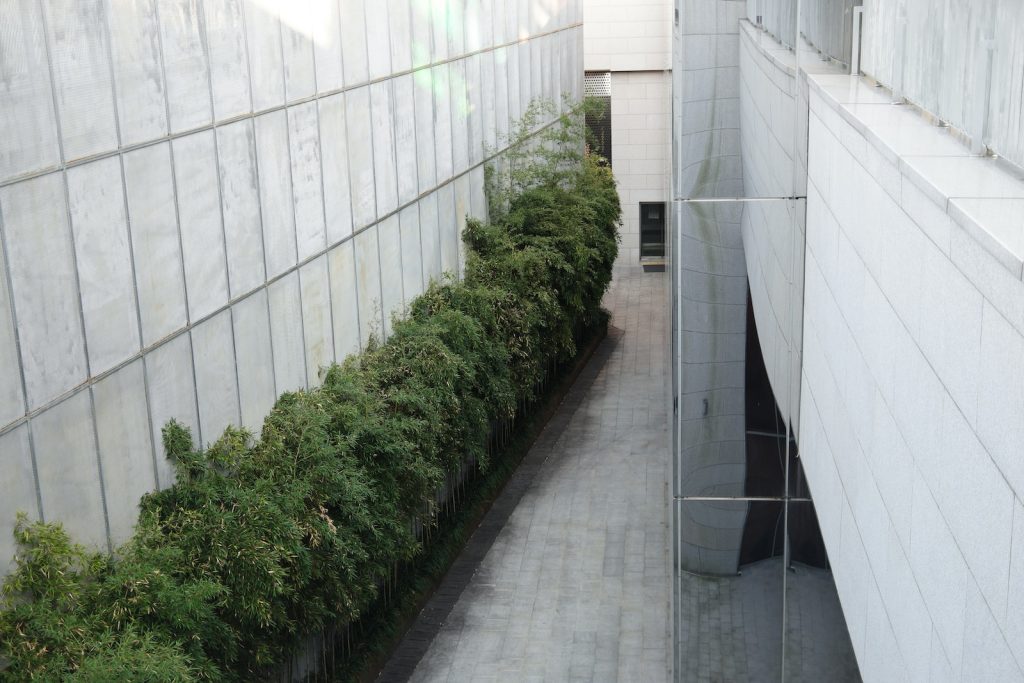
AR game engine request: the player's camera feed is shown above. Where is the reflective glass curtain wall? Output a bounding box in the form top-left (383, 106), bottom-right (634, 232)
top-left (670, 0), bottom-right (859, 679)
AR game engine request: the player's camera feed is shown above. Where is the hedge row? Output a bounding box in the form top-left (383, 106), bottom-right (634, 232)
top-left (0, 101), bottom-right (619, 682)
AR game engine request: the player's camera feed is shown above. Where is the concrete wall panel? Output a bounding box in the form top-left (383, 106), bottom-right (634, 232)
top-left (437, 182), bottom-right (459, 275)
top-left (173, 131), bottom-right (229, 321)
top-left (393, 75), bottom-right (419, 206)
top-left (494, 47), bottom-right (510, 144)
top-left (466, 54), bottom-right (484, 166)
top-left (106, 0), bottom-right (167, 147)
top-left (340, 0), bottom-right (369, 86)
top-left (92, 359), bottom-right (156, 543)
top-left (1, 174), bottom-right (87, 409)
top-left (0, 425), bottom-right (38, 572)
top-left (450, 60), bottom-right (470, 174)
top-left (346, 86), bottom-right (376, 229)
top-left (191, 309), bottom-right (239, 445)
top-left (124, 143), bottom-right (188, 346)
top-left (507, 43), bottom-right (521, 132)
top-left (399, 204), bottom-right (424, 304)
top-left (244, 2), bottom-right (285, 111)
top-left (0, 237), bottom-right (24, 427)
top-left (430, 0), bottom-right (450, 63)
top-left (388, 0), bottom-right (412, 74)
top-left (299, 255), bottom-right (334, 385)
top-left (432, 64), bottom-right (455, 183)
top-left (313, 0), bottom-right (345, 93)
top-left (204, 0), bottom-right (251, 121)
top-left (144, 332), bottom-right (196, 488)
top-left (280, 7), bottom-right (316, 102)
top-left (32, 391), bottom-right (107, 550)
top-left (287, 101), bottom-right (327, 260)
top-left (414, 71), bottom-right (438, 194)
top-left (232, 289), bottom-right (276, 433)
top-left (158, 0), bottom-right (212, 133)
top-left (419, 192), bottom-right (442, 285)
top-left (370, 81), bottom-right (399, 218)
top-left (41, 0), bottom-right (118, 161)
top-left (217, 120), bottom-right (267, 298)
top-left (255, 110), bottom-right (298, 278)
top-left (0, 0), bottom-right (60, 181)
top-left (319, 94), bottom-right (354, 244)
top-left (365, 0), bottom-right (392, 81)
top-left (354, 224), bottom-right (383, 345)
top-left (517, 39), bottom-right (531, 115)
top-left (378, 214), bottom-right (404, 337)
top-left (66, 157), bottom-right (140, 376)
top-left (327, 240), bottom-right (360, 360)
top-left (410, 0), bottom-right (431, 69)
top-left (268, 271), bottom-right (307, 393)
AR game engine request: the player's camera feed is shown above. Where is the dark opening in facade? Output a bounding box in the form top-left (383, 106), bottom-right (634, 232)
top-left (640, 202), bottom-right (666, 258)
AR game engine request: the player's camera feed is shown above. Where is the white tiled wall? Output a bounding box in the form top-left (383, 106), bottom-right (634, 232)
top-left (0, 0), bottom-right (583, 568)
top-left (611, 71), bottom-right (671, 264)
top-left (801, 84), bottom-right (1024, 680)
top-left (582, 0), bottom-right (672, 71)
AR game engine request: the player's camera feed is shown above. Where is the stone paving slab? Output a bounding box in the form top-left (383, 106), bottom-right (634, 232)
top-left (385, 266), bottom-right (670, 683)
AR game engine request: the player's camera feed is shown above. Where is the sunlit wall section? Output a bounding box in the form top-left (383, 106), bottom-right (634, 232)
top-left (0, 0), bottom-right (583, 568)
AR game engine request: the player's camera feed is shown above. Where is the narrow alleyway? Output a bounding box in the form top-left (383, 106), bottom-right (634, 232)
top-left (380, 265), bottom-right (671, 682)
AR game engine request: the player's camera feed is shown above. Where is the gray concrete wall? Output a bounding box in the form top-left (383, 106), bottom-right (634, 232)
top-left (0, 0), bottom-right (583, 568)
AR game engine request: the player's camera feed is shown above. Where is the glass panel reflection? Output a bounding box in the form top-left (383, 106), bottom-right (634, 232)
top-left (784, 502), bottom-right (861, 682)
top-left (672, 199), bottom-right (805, 499)
top-left (675, 499), bottom-right (785, 682)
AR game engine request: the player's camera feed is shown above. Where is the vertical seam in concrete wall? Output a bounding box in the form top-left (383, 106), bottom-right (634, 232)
top-left (238, 0), bottom-right (278, 401)
top-left (202, 0), bottom-right (244, 427)
top-left (54, 0), bottom-right (110, 545)
top-left (100, 0), bottom-right (124, 148)
top-left (340, 88), bottom-right (365, 348)
top-left (277, 13), bottom-right (311, 388)
top-left (0, 204), bottom-right (41, 519)
top-left (364, 9), bottom-right (387, 343)
top-left (449, 60), bottom-right (463, 272)
top-left (36, 2), bottom-right (66, 164)
top-left (153, 0), bottom-right (202, 447)
top-left (116, 150), bottom-right (158, 485)
top-left (408, 0), bottom-right (429, 295)
top-left (86, 387), bottom-right (113, 553)
top-left (311, 19), bottom-right (338, 368)
top-left (30, 0), bottom-right (69, 524)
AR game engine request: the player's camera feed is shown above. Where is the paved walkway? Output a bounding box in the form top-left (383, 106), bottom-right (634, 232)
top-left (392, 265), bottom-right (671, 682)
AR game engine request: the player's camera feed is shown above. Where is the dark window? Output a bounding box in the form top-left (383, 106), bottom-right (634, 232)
top-left (640, 202), bottom-right (666, 258)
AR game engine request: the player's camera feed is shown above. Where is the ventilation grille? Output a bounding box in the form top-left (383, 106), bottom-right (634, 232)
top-left (584, 72), bottom-right (611, 97)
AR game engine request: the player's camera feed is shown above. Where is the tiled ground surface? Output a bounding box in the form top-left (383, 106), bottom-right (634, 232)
top-left (401, 265), bottom-right (671, 682)
top-left (675, 557), bottom-right (860, 682)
